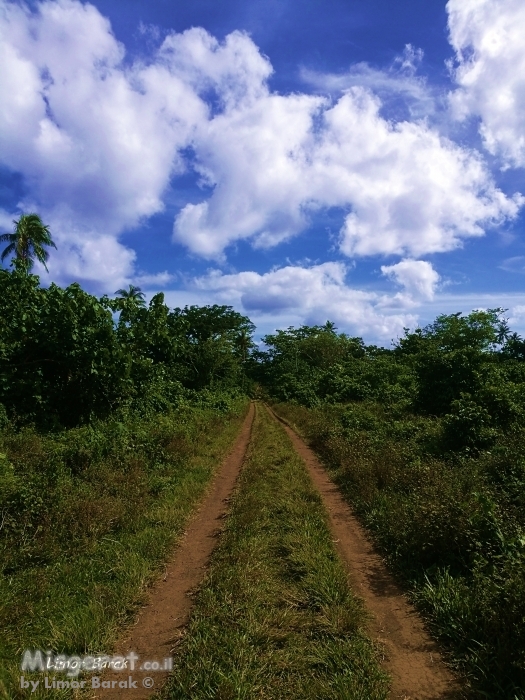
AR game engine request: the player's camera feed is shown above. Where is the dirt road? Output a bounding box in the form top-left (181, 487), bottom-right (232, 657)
top-left (94, 401), bottom-right (463, 699)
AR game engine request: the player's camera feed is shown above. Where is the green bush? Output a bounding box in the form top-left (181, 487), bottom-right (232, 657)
top-left (442, 393), bottom-right (496, 453)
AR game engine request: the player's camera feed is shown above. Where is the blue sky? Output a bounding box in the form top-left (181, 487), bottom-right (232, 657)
top-left (0, 0), bottom-right (524, 343)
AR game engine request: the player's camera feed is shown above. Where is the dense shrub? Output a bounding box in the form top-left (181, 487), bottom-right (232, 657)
top-left (0, 398), bottom-right (247, 576)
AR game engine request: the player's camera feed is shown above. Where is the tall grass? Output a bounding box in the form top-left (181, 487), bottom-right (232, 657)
top-left (275, 401), bottom-right (525, 699)
top-left (0, 398), bottom-right (249, 699)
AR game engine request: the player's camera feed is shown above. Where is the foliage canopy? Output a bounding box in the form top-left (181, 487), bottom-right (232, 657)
top-left (0, 269), bottom-right (254, 428)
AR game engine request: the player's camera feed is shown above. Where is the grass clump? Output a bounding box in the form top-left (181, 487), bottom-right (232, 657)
top-left (163, 404), bottom-right (388, 700)
top-left (0, 398), bottom-right (248, 700)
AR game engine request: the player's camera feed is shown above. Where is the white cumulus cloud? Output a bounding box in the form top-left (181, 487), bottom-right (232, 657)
top-left (0, 0), bottom-right (206, 287)
top-left (174, 83), bottom-right (521, 259)
top-left (447, 0), bottom-right (525, 168)
top-left (381, 259), bottom-right (440, 305)
top-left (318, 90), bottom-right (521, 257)
top-left (133, 271), bottom-right (174, 288)
top-left (173, 91), bottom-right (324, 257)
top-left (193, 262), bottom-right (418, 340)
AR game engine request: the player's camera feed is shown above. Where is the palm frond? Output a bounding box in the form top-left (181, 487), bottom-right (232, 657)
top-left (115, 285), bottom-right (146, 301)
top-left (0, 242), bottom-right (15, 262)
top-left (34, 246), bottom-right (50, 271)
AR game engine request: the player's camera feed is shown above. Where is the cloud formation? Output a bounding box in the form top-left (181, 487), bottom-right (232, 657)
top-left (448, 0), bottom-right (525, 168)
top-left (0, 0), bottom-right (205, 287)
top-left (301, 44), bottom-right (435, 120)
top-left (499, 256), bottom-right (525, 274)
top-left (193, 262), bottom-right (425, 340)
top-left (381, 259), bottom-right (440, 305)
top-left (0, 0), bottom-right (522, 293)
top-left (174, 80), bottom-right (521, 260)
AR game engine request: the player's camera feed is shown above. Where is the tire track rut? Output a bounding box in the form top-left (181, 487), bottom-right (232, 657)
top-left (93, 402), bottom-right (255, 700)
top-left (268, 405), bottom-right (463, 700)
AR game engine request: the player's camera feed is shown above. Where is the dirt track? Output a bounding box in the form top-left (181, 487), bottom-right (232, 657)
top-left (269, 406), bottom-right (463, 700)
top-left (93, 402), bottom-right (255, 700)
top-left (94, 401), bottom-right (463, 699)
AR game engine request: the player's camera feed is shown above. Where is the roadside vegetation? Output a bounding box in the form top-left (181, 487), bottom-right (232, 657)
top-left (0, 401), bottom-right (248, 698)
top-left (256, 313), bottom-right (525, 698)
top-left (0, 214), bottom-right (253, 698)
top-left (163, 405), bottom-right (389, 700)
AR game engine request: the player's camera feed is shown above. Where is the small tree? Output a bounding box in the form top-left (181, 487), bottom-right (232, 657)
top-left (0, 213), bottom-right (56, 273)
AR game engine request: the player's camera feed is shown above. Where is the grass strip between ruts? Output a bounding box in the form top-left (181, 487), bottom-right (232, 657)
top-left (162, 403), bottom-right (389, 700)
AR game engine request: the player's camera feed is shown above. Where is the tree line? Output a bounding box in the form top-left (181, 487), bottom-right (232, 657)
top-left (254, 310), bottom-right (525, 453)
top-left (0, 214), bottom-right (253, 428)
top-left (4, 211), bottom-right (525, 447)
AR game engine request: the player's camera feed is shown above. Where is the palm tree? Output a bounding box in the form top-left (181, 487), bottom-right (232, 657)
top-left (114, 285), bottom-right (146, 326)
top-left (235, 329), bottom-right (252, 392)
top-left (0, 213), bottom-right (56, 272)
top-left (235, 329), bottom-right (252, 363)
top-left (115, 284), bottom-right (146, 306)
